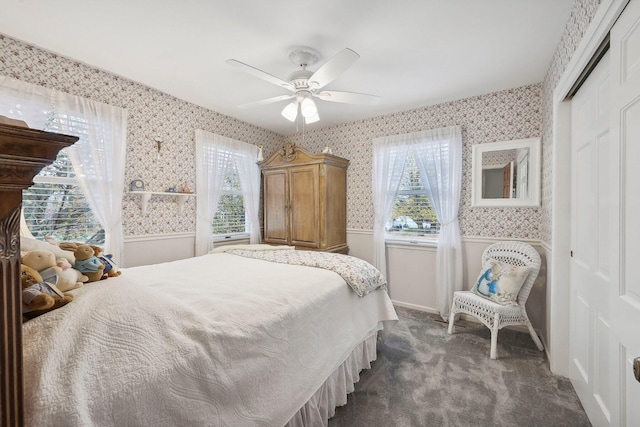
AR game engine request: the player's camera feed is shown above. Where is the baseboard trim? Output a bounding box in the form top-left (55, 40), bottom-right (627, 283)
top-left (391, 300), bottom-right (439, 315)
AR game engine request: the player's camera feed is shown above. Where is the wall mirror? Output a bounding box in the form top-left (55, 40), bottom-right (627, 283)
top-left (471, 137), bottom-right (541, 208)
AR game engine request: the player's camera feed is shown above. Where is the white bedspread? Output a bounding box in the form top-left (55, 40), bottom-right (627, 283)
top-left (23, 252), bottom-right (398, 426)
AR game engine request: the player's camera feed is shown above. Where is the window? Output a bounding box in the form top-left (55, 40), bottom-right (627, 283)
top-left (195, 130), bottom-right (261, 254)
top-left (385, 151), bottom-right (439, 240)
top-left (212, 160), bottom-right (247, 236)
top-left (2, 76), bottom-right (127, 261)
top-left (22, 123), bottom-right (104, 244)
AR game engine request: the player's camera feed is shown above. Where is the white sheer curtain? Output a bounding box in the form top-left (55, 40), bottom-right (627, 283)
top-left (413, 126), bottom-right (463, 320)
top-left (195, 130), bottom-right (260, 256)
top-left (234, 143), bottom-right (262, 245)
top-left (0, 76), bottom-right (128, 264)
top-left (371, 137), bottom-right (410, 279)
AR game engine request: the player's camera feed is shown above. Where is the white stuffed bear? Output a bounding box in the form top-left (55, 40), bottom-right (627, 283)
top-left (56, 257), bottom-right (89, 291)
top-left (21, 249), bottom-right (86, 292)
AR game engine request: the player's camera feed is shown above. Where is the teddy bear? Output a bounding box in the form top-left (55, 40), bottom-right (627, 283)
top-left (56, 257), bottom-right (89, 291)
top-left (22, 249), bottom-right (88, 292)
top-left (21, 249), bottom-right (63, 287)
top-left (59, 242), bottom-right (105, 282)
top-left (21, 264), bottom-right (73, 320)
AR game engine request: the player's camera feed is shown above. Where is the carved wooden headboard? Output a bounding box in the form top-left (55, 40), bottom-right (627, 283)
top-left (0, 123), bottom-right (77, 426)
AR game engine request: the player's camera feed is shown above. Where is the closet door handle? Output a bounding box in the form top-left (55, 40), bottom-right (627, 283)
top-left (634, 357), bottom-right (640, 383)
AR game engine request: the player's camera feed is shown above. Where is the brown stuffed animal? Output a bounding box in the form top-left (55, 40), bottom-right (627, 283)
top-left (59, 242), bottom-right (105, 282)
top-left (21, 265), bottom-right (73, 320)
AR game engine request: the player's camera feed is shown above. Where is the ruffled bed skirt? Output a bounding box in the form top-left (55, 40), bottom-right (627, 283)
top-left (285, 331), bottom-right (378, 427)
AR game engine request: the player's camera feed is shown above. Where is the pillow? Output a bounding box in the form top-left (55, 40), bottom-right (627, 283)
top-left (20, 236), bottom-right (75, 263)
top-left (472, 258), bottom-right (531, 305)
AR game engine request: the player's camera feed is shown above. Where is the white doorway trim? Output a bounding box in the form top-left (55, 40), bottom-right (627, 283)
top-left (549, 0), bottom-right (629, 376)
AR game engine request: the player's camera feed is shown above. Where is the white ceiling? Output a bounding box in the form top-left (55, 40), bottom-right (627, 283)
top-left (0, 0), bottom-right (574, 135)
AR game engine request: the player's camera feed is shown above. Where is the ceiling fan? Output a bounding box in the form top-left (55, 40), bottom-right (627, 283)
top-left (226, 47), bottom-right (381, 125)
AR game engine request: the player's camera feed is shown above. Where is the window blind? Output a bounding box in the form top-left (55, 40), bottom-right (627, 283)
top-left (387, 152), bottom-right (440, 237)
top-left (21, 115), bottom-right (104, 243)
top-left (212, 155), bottom-right (247, 235)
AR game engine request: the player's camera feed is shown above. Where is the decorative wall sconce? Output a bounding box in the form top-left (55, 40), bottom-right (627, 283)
top-left (257, 145), bottom-right (264, 162)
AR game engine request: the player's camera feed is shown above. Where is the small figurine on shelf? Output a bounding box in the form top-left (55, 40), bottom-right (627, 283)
top-left (167, 187), bottom-right (176, 193)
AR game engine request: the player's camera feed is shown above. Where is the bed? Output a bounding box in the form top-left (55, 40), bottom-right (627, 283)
top-left (22, 245), bottom-right (398, 426)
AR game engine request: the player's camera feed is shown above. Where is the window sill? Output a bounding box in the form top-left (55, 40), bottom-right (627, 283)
top-left (212, 233), bottom-right (250, 243)
top-left (385, 237), bottom-right (438, 248)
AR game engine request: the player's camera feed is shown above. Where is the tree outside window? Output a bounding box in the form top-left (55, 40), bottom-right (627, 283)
top-left (386, 152), bottom-right (439, 239)
top-left (22, 149), bottom-right (104, 244)
top-left (212, 160), bottom-right (247, 236)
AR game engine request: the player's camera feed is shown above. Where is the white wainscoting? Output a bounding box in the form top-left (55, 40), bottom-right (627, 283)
top-left (122, 233), bottom-right (251, 267)
top-left (539, 241), bottom-right (552, 361)
top-left (347, 229), bottom-right (548, 348)
top-left (387, 242), bottom-right (438, 310)
top-left (123, 232), bottom-right (196, 267)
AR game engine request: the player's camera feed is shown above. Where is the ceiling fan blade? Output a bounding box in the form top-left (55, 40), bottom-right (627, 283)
top-left (238, 94), bottom-right (295, 109)
top-left (315, 90), bottom-right (381, 105)
top-left (308, 48), bottom-right (360, 89)
top-left (226, 59), bottom-right (294, 91)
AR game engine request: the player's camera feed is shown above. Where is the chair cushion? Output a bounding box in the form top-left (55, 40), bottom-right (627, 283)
top-left (471, 258), bottom-right (530, 305)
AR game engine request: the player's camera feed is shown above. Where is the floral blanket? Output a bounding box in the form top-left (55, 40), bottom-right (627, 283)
top-left (225, 249), bottom-right (388, 297)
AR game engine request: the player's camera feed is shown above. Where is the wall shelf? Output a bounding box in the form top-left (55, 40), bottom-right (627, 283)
top-left (131, 191), bottom-right (195, 215)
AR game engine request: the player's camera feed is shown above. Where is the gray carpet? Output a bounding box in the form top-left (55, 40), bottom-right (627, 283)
top-left (329, 306), bottom-right (591, 427)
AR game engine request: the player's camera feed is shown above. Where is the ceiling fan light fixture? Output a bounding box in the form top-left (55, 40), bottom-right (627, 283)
top-left (300, 97), bottom-right (317, 118)
top-left (281, 101), bottom-right (298, 122)
top-left (305, 113), bottom-right (320, 124)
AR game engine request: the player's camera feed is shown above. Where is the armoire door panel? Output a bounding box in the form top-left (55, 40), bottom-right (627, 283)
top-left (263, 170), bottom-right (289, 244)
top-left (324, 165), bottom-right (347, 249)
top-left (289, 165), bottom-right (319, 247)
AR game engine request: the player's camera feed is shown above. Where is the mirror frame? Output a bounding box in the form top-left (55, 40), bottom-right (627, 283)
top-left (471, 137), bottom-right (541, 208)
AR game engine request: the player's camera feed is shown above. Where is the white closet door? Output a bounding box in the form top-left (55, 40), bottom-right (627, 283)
top-left (570, 50), bottom-right (612, 427)
top-left (609, 0), bottom-right (640, 425)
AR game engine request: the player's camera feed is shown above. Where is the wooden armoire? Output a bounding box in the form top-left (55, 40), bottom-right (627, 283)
top-left (259, 144), bottom-right (349, 254)
top-left (0, 122), bottom-right (78, 426)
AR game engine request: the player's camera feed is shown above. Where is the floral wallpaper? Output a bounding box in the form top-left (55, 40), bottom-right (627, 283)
top-left (283, 84), bottom-right (543, 239)
top-left (540, 0), bottom-right (601, 244)
top-left (0, 0), bottom-right (602, 242)
top-left (0, 34), bottom-right (282, 236)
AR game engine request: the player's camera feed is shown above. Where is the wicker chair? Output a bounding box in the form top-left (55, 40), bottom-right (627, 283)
top-left (447, 241), bottom-right (544, 359)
